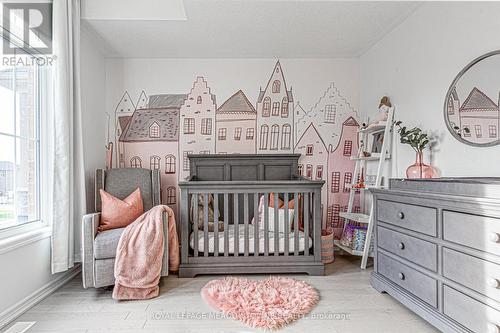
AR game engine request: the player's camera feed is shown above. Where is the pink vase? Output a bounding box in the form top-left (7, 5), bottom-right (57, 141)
top-left (406, 152), bottom-right (435, 179)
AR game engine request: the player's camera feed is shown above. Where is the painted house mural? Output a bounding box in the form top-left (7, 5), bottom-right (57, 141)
top-left (179, 77), bottom-right (217, 180)
top-left (216, 90), bottom-right (257, 154)
top-left (447, 87), bottom-right (460, 131)
top-left (256, 61), bottom-right (294, 153)
top-left (114, 91), bottom-right (136, 168)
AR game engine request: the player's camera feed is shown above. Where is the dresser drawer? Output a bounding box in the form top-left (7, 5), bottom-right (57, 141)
top-left (444, 285), bottom-right (500, 333)
top-left (377, 200), bottom-right (437, 237)
top-left (443, 247), bottom-right (500, 303)
top-left (378, 226), bottom-right (437, 272)
top-left (378, 253), bottom-right (437, 308)
top-left (443, 210), bottom-right (500, 257)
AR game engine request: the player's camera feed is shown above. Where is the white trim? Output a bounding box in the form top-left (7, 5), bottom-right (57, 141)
top-left (0, 226), bottom-right (52, 255)
top-left (0, 265), bottom-right (81, 330)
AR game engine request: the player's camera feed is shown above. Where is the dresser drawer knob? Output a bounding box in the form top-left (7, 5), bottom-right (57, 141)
top-left (398, 212), bottom-right (405, 220)
top-left (398, 242), bottom-right (405, 250)
top-left (487, 323), bottom-right (500, 333)
top-left (487, 277), bottom-right (500, 289)
top-left (398, 272), bottom-right (405, 280)
top-left (490, 232), bottom-right (500, 243)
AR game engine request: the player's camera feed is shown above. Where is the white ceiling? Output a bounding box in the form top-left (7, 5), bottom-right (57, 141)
top-left (83, 0), bottom-right (422, 58)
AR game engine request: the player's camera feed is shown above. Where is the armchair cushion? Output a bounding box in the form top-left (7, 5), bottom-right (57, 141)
top-left (94, 227), bottom-right (125, 259)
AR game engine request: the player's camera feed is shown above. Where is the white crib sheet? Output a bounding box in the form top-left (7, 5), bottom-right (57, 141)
top-left (189, 224), bottom-right (313, 254)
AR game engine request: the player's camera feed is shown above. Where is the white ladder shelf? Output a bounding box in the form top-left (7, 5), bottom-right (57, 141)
top-left (335, 107), bottom-right (395, 269)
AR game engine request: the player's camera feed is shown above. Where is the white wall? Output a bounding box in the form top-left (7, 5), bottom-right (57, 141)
top-left (360, 2), bottom-right (500, 177)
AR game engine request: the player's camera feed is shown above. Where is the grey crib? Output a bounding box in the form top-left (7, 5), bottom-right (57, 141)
top-left (178, 154), bottom-right (325, 278)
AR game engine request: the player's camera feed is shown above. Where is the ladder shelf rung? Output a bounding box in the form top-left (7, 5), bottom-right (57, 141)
top-left (339, 212), bottom-right (371, 224)
top-left (334, 240), bottom-right (374, 257)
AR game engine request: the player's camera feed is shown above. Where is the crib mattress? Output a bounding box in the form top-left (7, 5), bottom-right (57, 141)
top-left (189, 224), bottom-right (313, 254)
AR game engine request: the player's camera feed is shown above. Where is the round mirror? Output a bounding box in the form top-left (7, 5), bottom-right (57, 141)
top-left (444, 50), bottom-right (500, 147)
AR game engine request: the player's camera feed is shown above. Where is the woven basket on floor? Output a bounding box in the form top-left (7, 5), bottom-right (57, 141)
top-left (321, 231), bottom-right (335, 264)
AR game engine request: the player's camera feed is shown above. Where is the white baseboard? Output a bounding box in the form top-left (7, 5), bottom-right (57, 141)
top-left (0, 265), bottom-right (81, 330)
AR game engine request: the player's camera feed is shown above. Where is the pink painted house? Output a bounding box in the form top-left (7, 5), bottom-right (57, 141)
top-left (327, 116), bottom-right (360, 238)
top-left (295, 122), bottom-right (328, 229)
top-left (114, 91), bottom-right (136, 168)
top-left (459, 87), bottom-right (499, 144)
top-left (216, 90), bottom-right (257, 154)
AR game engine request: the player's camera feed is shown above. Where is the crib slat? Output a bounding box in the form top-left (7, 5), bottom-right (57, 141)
top-left (254, 193), bottom-right (259, 256)
top-left (294, 192), bottom-right (299, 256)
top-left (193, 194), bottom-right (199, 257)
top-left (204, 193), bottom-right (209, 257)
top-left (243, 193), bottom-right (249, 256)
top-left (224, 193), bottom-right (229, 257)
top-left (264, 193), bottom-right (269, 256)
top-left (274, 193), bottom-right (279, 256)
top-left (234, 193), bottom-right (239, 256)
top-left (284, 192), bottom-right (289, 256)
top-left (214, 193), bottom-right (219, 257)
top-left (314, 189), bottom-right (322, 262)
top-left (304, 192), bottom-right (310, 255)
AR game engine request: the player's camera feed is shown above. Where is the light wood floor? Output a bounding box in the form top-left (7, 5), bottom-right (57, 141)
top-left (5, 256), bottom-right (438, 333)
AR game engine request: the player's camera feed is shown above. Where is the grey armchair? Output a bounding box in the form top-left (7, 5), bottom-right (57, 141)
top-left (81, 168), bottom-right (169, 288)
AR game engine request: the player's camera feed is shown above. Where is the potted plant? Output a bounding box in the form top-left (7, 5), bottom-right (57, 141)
top-left (394, 121), bottom-right (436, 179)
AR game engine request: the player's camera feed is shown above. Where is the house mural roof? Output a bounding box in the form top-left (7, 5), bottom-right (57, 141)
top-left (295, 122), bottom-right (327, 152)
top-left (118, 116), bottom-right (132, 132)
top-left (148, 94), bottom-right (187, 109)
top-left (460, 87), bottom-right (498, 111)
top-left (119, 108), bottom-right (179, 142)
top-left (257, 61), bottom-right (294, 103)
top-left (217, 90), bottom-right (256, 115)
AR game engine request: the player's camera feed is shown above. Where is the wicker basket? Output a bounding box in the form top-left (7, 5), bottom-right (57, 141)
top-left (321, 231), bottom-right (335, 264)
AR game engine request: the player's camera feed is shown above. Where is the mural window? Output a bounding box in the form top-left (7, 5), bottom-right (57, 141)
top-left (234, 127), bottom-right (242, 141)
top-left (475, 125), bottom-right (482, 138)
top-left (298, 164), bottom-right (303, 176)
top-left (259, 125), bottom-right (269, 149)
top-left (306, 144), bottom-right (313, 156)
top-left (331, 172), bottom-right (340, 193)
top-left (197, 96), bottom-right (202, 104)
top-left (270, 125), bottom-right (279, 150)
top-left (281, 97), bottom-right (288, 117)
top-left (246, 128), bottom-right (254, 140)
top-left (343, 172), bottom-right (353, 192)
top-left (328, 204), bottom-right (341, 227)
top-left (316, 165), bottom-right (323, 180)
top-left (281, 124), bottom-right (291, 149)
top-left (166, 187), bottom-right (176, 205)
top-left (306, 164), bottom-right (313, 179)
top-left (183, 151), bottom-right (192, 171)
top-left (165, 155), bottom-right (176, 174)
top-left (354, 206), bottom-right (361, 213)
top-left (183, 118), bottom-right (195, 134)
top-left (489, 125), bottom-right (497, 138)
top-left (343, 140), bottom-right (352, 156)
top-left (272, 102), bottom-right (280, 116)
top-left (263, 97), bottom-right (271, 117)
top-left (150, 156), bottom-right (160, 170)
top-left (130, 157), bottom-right (142, 168)
top-left (447, 97), bottom-right (454, 115)
top-left (324, 105), bottom-right (336, 123)
top-left (201, 118), bottom-right (212, 135)
top-left (272, 80), bottom-right (280, 93)
top-left (218, 128), bottom-right (227, 140)
top-left (463, 125), bottom-right (471, 137)
top-left (149, 122), bottom-right (160, 138)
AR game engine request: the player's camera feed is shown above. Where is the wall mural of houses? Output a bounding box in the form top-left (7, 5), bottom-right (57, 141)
top-left (110, 60), bottom-right (361, 236)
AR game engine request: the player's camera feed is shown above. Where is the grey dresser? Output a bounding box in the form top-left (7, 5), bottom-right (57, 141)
top-left (370, 178), bottom-right (500, 333)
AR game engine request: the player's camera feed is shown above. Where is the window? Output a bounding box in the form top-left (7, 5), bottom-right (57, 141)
top-left (463, 125), bottom-right (471, 137)
top-left (130, 157), bottom-right (142, 168)
top-left (489, 125), bottom-right (497, 138)
top-left (316, 165), bottom-right (323, 180)
top-left (272, 80), bottom-right (280, 93)
top-left (270, 125), bottom-right (279, 150)
top-left (263, 97), bottom-right (270, 117)
top-left (260, 125), bottom-right (269, 150)
top-left (0, 65), bottom-right (46, 228)
top-left (298, 164), bottom-right (303, 176)
top-left (328, 204), bottom-right (341, 228)
top-left (475, 125), bottom-right (482, 138)
top-left (234, 127), bottom-right (242, 141)
top-left (165, 155), bottom-right (176, 174)
top-left (272, 102), bottom-right (280, 116)
top-left (201, 118), bottom-right (212, 135)
top-left (447, 97), bottom-right (455, 115)
top-left (246, 128), bottom-right (254, 140)
top-left (343, 172), bottom-right (352, 192)
top-left (306, 164), bottom-right (313, 179)
top-left (149, 122), bottom-right (160, 138)
top-left (218, 128), bottom-right (227, 140)
top-left (183, 118), bottom-right (195, 134)
top-left (306, 144), bottom-right (313, 156)
top-left (343, 140), bottom-right (352, 156)
top-left (183, 151), bottom-right (192, 171)
top-left (197, 96), bottom-right (202, 104)
top-left (331, 172), bottom-right (340, 193)
top-left (166, 187), bottom-right (176, 205)
top-left (281, 97), bottom-right (288, 117)
top-left (324, 105), bottom-right (336, 123)
top-left (281, 124), bottom-right (291, 149)
top-left (150, 156), bottom-right (160, 170)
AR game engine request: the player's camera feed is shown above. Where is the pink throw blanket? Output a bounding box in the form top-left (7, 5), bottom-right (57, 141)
top-left (112, 205), bottom-right (179, 300)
